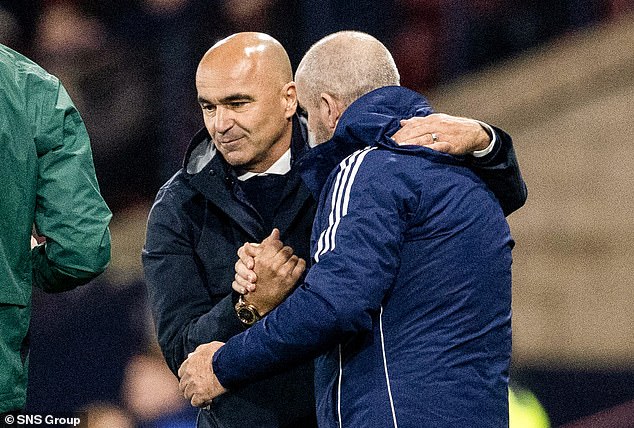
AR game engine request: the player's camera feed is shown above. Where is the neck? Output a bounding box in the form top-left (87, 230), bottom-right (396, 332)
top-left (239, 121), bottom-right (293, 174)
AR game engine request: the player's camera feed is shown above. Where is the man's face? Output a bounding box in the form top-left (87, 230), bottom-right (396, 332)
top-left (196, 59), bottom-right (294, 172)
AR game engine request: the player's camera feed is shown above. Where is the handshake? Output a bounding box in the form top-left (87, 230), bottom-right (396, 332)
top-left (178, 229), bottom-right (306, 407)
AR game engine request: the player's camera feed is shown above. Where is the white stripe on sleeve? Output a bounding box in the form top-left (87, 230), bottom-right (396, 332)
top-left (314, 147), bottom-right (376, 263)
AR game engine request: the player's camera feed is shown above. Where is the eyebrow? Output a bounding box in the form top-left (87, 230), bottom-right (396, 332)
top-left (197, 93), bottom-right (255, 104)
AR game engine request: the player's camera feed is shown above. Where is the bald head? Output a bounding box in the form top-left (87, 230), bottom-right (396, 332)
top-left (296, 31), bottom-right (400, 111)
top-left (198, 32), bottom-right (292, 90)
top-left (194, 32), bottom-right (297, 173)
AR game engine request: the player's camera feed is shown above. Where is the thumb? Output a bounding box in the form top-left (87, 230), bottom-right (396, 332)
top-left (259, 228), bottom-right (283, 256)
top-left (243, 242), bottom-right (263, 258)
top-left (262, 228), bottom-right (280, 244)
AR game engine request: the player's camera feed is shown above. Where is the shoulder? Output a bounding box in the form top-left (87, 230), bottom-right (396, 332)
top-left (158, 167), bottom-right (198, 198)
top-left (321, 147), bottom-right (428, 214)
top-left (1, 46), bottom-right (59, 111)
top-left (3, 47), bottom-right (58, 91)
top-left (338, 146), bottom-right (437, 189)
top-left (149, 170), bottom-right (197, 221)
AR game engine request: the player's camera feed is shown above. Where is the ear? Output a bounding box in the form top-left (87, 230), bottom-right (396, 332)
top-left (282, 82), bottom-right (297, 119)
top-left (319, 93), bottom-right (343, 132)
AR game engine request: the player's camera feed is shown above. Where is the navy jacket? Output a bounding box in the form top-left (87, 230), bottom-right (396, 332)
top-left (143, 117), bottom-right (318, 428)
top-left (213, 86), bottom-right (514, 427)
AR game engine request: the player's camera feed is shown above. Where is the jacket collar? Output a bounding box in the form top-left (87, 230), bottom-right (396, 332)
top-left (299, 86), bottom-right (463, 200)
top-left (185, 115), bottom-right (312, 240)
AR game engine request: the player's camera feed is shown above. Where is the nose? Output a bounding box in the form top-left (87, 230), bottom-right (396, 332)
top-left (213, 106), bottom-right (234, 134)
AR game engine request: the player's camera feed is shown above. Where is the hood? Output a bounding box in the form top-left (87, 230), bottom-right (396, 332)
top-left (184, 127), bottom-right (215, 175)
top-left (300, 86), bottom-right (451, 200)
top-left (333, 85), bottom-right (434, 150)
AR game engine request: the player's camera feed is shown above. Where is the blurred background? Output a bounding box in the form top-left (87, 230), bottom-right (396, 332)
top-left (1, 0), bottom-right (633, 426)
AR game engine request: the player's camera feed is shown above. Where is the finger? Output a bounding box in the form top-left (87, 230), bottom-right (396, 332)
top-left (242, 242), bottom-right (263, 256)
top-left (391, 122), bottom-right (431, 143)
top-left (279, 255), bottom-right (303, 282)
top-left (184, 380), bottom-right (197, 401)
top-left (179, 377), bottom-right (188, 395)
top-left (397, 116), bottom-right (435, 132)
top-left (232, 280), bottom-right (247, 295)
top-left (423, 141), bottom-right (454, 154)
top-left (391, 126), bottom-right (417, 144)
top-left (270, 246), bottom-right (294, 270)
top-left (192, 393), bottom-right (209, 408)
top-left (234, 273), bottom-right (255, 292)
top-left (270, 228), bottom-right (281, 241)
top-left (243, 243), bottom-right (261, 260)
top-left (399, 114), bottom-right (447, 131)
top-left (393, 125), bottom-right (444, 147)
top-left (393, 134), bottom-right (434, 147)
top-left (235, 258), bottom-right (257, 283)
top-left (178, 359), bottom-right (187, 379)
top-left (400, 115), bottom-right (434, 125)
top-left (399, 117), bottom-right (431, 129)
top-left (261, 228), bottom-right (281, 245)
top-left (259, 239), bottom-right (284, 260)
top-left (291, 257), bottom-right (307, 281)
top-left (276, 254), bottom-right (300, 278)
top-left (238, 244), bottom-right (257, 270)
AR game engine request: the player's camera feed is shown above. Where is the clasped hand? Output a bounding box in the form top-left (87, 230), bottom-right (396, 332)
top-left (179, 229), bottom-right (305, 408)
top-left (232, 228), bottom-right (306, 314)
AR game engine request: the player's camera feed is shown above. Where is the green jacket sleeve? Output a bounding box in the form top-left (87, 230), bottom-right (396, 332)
top-left (31, 80), bottom-right (112, 292)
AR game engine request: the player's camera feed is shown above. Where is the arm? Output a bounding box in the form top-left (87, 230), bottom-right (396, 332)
top-left (392, 113), bottom-right (527, 216)
top-left (211, 151), bottom-right (407, 390)
top-left (468, 124), bottom-right (527, 216)
top-left (142, 186), bottom-right (245, 375)
top-left (179, 234), bottom-right (305, 407)
top-left (31, 81), bottom-right (111, 292)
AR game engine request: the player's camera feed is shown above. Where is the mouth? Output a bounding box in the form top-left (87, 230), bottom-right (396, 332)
top-left (216, 135), bottom-right (244, 145)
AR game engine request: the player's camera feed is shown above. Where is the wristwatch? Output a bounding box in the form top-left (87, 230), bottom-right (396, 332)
top-left (234, 296), bottom-right (261, 326)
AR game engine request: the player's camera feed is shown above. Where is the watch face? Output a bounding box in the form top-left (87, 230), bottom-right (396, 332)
top-left (237, 307), bottom-right (257, 325)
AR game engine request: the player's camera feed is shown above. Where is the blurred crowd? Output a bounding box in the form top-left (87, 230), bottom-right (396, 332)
top-left (1, 0), bottom-right (630, 212)
top-left (1, 0), bottom-right (632, 426)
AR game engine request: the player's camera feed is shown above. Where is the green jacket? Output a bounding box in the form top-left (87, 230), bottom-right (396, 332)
top-left (0, 43), bottom-right (111, 410)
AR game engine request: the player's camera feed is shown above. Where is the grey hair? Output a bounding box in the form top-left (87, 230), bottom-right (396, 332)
top-left (296, 31), bottom-right (400, 110)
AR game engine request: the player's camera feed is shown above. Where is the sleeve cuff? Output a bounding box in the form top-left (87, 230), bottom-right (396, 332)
top-left (471, 121), bottom-right (497, 158)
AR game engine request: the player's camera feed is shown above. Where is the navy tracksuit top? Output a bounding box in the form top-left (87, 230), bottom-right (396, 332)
top-left (214, 86), bottom-right (513, 428)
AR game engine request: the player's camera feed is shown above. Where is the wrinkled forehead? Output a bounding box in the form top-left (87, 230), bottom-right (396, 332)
top-left (197, 54), bottom-right (254, 81)
top-left (197, 63), bottom-right (258, 100)
top-left (198, 55), bottom-right (285, 97)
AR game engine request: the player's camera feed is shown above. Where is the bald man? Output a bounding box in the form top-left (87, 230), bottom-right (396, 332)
top-left (144, 32), bottom-right (526, 428)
